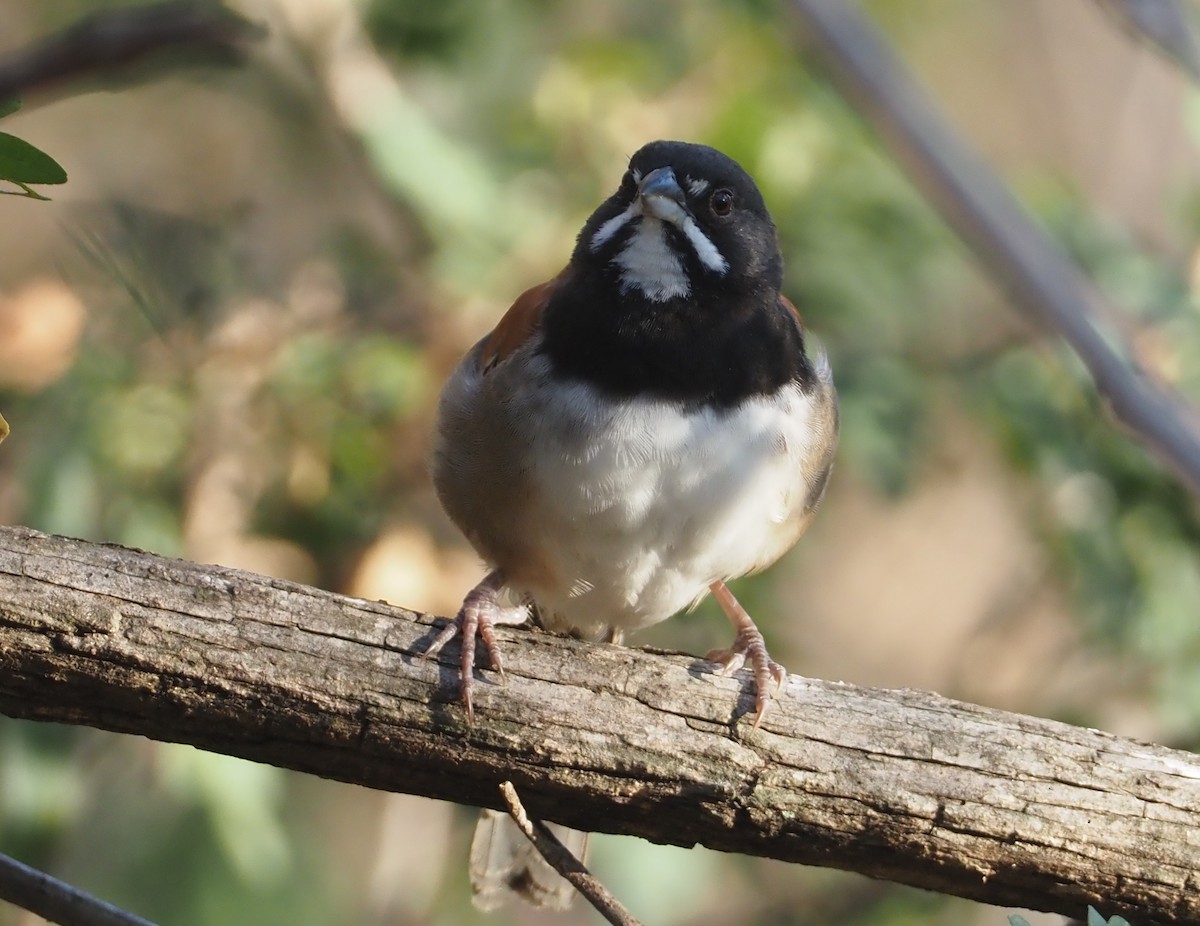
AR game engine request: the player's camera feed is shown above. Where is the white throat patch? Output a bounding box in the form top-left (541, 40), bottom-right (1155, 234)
top-left (589, 192), bottom-right (731, 303)
top-left (614, 218), bottom-right (690, 302)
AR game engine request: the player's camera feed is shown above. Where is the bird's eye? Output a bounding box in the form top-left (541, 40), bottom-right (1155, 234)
top-left (710, 188), bottom-right (735, 216)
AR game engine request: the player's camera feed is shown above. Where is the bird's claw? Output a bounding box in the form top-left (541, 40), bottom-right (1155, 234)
top-left (706, 638), bottom-right (787, 729)
top-left (423, 573), bottom-right (509, 723)
top-left (708, 581), bottom-right (788, 728)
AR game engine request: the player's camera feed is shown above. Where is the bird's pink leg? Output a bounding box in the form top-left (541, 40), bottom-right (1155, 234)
top-left (706, 580), bottom-right (787, 728)
top-left (424, 569), bottom-right (528, 722)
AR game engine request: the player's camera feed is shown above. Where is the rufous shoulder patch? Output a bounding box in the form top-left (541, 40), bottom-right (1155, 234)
top-left (779, 294), bottom-right (805, 329)
top-left (479, 269), bottom-right (570, 372)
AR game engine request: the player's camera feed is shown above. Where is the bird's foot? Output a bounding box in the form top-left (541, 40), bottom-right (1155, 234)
top-left (424, 570), bottom-right (528, 722)
top-left (706, 580), bottom-right (787, 728)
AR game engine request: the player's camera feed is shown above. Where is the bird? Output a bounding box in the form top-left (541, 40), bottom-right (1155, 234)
top-left (426, 140), bottom-right (838, 908)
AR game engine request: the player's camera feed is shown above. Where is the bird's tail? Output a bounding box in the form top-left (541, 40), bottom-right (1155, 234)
top-left (469, 809), bottom-right (589, 911)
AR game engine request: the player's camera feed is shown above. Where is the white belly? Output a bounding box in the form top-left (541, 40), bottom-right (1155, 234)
top-left (433, 349), bottom-right (831, 637)
top-left (519, 363), bottom-right (825, 633)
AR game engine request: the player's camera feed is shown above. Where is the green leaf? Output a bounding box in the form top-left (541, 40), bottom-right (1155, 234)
top-left (1088, 907), bottom-right (1131, 926)
top-left (1008, 916), bottom-right (1032, 926)
top-left (0, 132), bottom-right (67, 185)
top-left (0, 97), bottom-right (21, 119)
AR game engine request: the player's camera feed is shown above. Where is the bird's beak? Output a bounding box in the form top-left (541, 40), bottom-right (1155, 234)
top-left (637, 167), bottom-right (687, 222)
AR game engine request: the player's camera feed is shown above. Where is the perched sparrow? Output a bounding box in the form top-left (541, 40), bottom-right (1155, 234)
top-left (430, 138), bottom-right (837, 718)
top-left (428, 140), bottom-right (838, 906)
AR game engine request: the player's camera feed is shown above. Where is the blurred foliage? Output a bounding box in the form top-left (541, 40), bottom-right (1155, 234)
top-left (1, 0), bottom-right (1199, 925)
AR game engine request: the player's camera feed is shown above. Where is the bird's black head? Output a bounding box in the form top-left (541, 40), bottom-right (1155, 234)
top-left (545, 141), bottom-right (809, 407)
top-left (574, 140), bottom-right (783, 303)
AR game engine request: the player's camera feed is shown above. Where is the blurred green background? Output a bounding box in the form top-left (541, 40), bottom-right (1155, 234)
top-left (2, 1), bottom-right (1199, 924)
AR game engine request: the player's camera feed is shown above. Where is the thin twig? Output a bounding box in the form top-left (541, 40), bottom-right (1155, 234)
top-left (787, 0), bottom-right (1200, 497)
top-left (0, 1), bottom-right (264, 103)
top-left (0, 852), bottom-right (159, 926)
top-left (498, 782), bottom-right (644, 926)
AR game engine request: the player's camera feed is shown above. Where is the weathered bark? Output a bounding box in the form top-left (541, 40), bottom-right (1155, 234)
top-left (0, 525), bottom-right (1196, 924)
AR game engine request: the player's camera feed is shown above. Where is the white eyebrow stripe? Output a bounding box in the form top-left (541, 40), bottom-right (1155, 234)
top-left (590, 202), bottom-right (639, 251)
top-left (677, 214), bottom-right (728, 274)
top-left (685, 176), bottom-right (709, 197)
top-left (630, 168), bottom-right (642, 183)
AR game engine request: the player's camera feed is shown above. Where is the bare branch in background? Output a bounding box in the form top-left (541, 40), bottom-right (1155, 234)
top-left (786, 0), bottom-right (1200, 497)
top-left (1095, 0), bottom-right (1200, 82)
top-left (0, 1), bottom-right (264, 104)
top-left (0, 851), bottom-right (159, 926)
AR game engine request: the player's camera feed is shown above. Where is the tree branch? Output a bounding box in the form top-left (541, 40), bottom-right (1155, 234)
top-left (0, 851), bottom-right (159, 926)
top-left (0, 1), bottom-right (263, 104)
top-left (0, 527), bottom-right (1197, 923)
top-left (786, 0), bottom-right (1200, 497)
